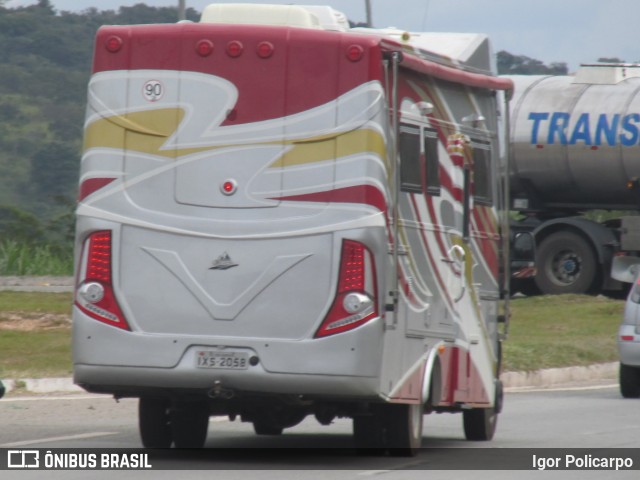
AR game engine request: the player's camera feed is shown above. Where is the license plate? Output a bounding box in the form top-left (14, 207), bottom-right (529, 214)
top-left (195, 350), bottom-right (249, 370)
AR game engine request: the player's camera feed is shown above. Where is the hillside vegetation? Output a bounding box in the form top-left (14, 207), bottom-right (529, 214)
top-left (0, 1), bottom-right (199, 274)
top-left (0, 1), bottom-right (576, 275)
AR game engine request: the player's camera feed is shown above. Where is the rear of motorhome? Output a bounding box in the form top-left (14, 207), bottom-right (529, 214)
top-left (73, 3), bottom-right (514, 454)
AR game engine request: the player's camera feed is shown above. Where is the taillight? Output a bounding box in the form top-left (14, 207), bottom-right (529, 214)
top-left (315, 240), bottom-right (378, 338)
top-left (75, 231), bottom-right (129, 330)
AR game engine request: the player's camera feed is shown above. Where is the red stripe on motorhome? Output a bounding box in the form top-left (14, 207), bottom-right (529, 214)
top-left (434, 345), bottom-right (491, 406)
top-left (272, 185), bottom-right (388, 214)
top-left (409, 194), bottom-right (454, 310)
top-left (78, 177), bottom-right (116, 202)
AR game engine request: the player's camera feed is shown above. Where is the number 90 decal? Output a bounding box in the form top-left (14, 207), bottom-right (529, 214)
top-left (142, 80), bottom-right (164, 102)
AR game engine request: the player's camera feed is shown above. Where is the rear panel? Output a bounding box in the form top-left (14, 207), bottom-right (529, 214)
top-left (74, 22), bottom-right (390, 395)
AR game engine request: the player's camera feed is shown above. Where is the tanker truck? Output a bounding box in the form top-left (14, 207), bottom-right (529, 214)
top-left (507, 64), bottom-right (640, 295)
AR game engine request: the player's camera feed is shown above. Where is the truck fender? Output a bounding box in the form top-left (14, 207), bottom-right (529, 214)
top-left (421, 345), bottom-right (443, 408)
top-left (533, 217), bottom-right (617, 267)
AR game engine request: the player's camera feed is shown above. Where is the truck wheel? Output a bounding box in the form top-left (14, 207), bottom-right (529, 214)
top-left (171, 401), bottom-right (210, 448)
top-left (463, 407), bottom-right (498, 441)
top-left (620, 363), bottom-right (640, 398)
top-left (535, 231), bottom-right (597, 295)
top-left (139, 397), bottom-right (172, 448)
top-left (384, 403), bottom-right (423, 456)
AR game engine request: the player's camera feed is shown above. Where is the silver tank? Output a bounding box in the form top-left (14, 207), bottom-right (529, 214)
top-left (507, 65), bottom-right (640, 211)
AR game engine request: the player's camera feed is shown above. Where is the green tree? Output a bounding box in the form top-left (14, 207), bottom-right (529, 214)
top-left (597, 57), bottom-right (625, 64)
top-left (30, 141), bottom-right (79, 201)
top-left (0, 206), bottom-right (44, 244)
top-left (497, 51), bottom-right (568, 75)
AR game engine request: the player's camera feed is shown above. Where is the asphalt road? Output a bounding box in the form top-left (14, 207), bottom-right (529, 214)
top-left (1, 385), bottom-right (638, 479)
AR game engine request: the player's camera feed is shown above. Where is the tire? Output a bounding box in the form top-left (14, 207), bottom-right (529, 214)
top-left (171, 401), bottom-right (210, 448)
top-left (253, 421), bottom-right (284, 436)
top-left (619, 363), bottom-right (640, 399)
top-left (535, 231), bottom-right (598, 295)
top-left (384, 403), bottom-right (423, 457)
top-left (463, 407), bottom-right (498, 441)
top-left (139, 397), bottom-right (172, 448)
top-left (353, 414), bottom-right (385, 455)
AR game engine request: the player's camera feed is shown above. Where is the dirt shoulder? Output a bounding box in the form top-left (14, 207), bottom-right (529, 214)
top-left (0, 311), bottom-right (71, 331)
top-left (0, 276), bottom-right (74, 292)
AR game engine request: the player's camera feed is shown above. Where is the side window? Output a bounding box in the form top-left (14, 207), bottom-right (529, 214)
top-left (399, 124), bottom-right (422, 193)
top-left (424, 129), bottom-right (440, 196)
top-left (472, 140), bottom-right (492, 205)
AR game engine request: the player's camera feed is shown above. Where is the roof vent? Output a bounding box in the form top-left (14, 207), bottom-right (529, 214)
top-left (201, 4), bottom-right (322, 29)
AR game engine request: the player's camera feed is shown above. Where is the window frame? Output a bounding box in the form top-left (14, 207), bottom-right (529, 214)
top-left (399, 123), bottom-right (441, 196)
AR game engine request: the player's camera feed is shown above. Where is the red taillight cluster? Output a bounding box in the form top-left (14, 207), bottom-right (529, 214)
top-left (338, 241), bottom-right (366, 292)
top-left (315, 240), bottom-right (378, 338)
top-left (75, 231), bottom-right (129, 330)
top-left (86, 232), bottom-right (111, 282)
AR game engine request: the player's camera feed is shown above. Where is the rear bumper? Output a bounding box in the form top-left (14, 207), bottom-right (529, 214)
top-left (74, 364), bottom-right (380, 399)
top-left (73, 306), bottom-right (384, 398)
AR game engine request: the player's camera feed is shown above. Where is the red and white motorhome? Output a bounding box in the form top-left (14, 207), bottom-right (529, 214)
top-left (73, 4), bottom-right (514, 454)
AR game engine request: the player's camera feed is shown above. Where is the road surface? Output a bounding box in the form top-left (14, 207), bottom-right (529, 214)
top-left (1, 385), bottom-right (638, 479)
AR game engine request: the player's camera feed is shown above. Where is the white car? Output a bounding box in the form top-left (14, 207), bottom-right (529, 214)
top-left (619, 280), bottom-right (640, 398)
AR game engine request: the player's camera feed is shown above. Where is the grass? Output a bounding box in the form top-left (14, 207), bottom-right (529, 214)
top-left (0, 329), bottom-right (72, 379)
top-left (0, 292), bottom-right (626, 379)
top-left (504, 294), bottom-right (624, 372)
top-left (0, 292), bottom-right (73, 379)
top-left (0, 240), bottom-right (73, 276)
top-left (0, 291), bottom-right (73, 314)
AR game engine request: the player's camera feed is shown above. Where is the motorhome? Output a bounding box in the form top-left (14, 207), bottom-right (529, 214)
top-left (73, 4), bottom-right (514, 455)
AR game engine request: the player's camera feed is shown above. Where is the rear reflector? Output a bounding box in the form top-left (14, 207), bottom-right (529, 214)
top-left (315, 240), bottom-right (377, 338)
top-left (75, 231), bottom-right (129, 330)
top-left (105, 35), bottom-right (123, 53)
top-left (227, 40), bottom-right (243, 57)
top-left (78, 177), bottom-right (116, 202)
top-left (346, 44), bottom-right (364, 62)
top-left (620, 335), bottom-right (635, 342)
top-left (257, 41), bottom-right (274, 58)
top-left (196, 39), bottom-right (214, 57)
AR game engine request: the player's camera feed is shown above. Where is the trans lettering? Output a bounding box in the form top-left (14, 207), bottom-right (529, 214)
top-left (528, 112), bottom-right (640, 146)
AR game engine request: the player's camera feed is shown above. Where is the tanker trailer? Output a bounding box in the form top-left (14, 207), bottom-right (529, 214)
top-left (507, 64), bottom-right (640, 295)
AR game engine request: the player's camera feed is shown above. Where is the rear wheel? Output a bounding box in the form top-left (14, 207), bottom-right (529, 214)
top-left (463, 407), bottom-right (498, 441)
top-left (353, 403), bottom-right (423, 456)
top-left (139, 397), bottom-right (172, 448)
top-left (171, 401), bottom-right (210, 448)
top-left (384, 403), bottom-right (423, 456)
top-left (535, 231), bottom-right (598, 295)
top-left (253, 421), bottom-right (284, 436)
top-left (619, 363), bottom-right (640, 398)
top-left (353, 413), bottom-right (385, 455)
